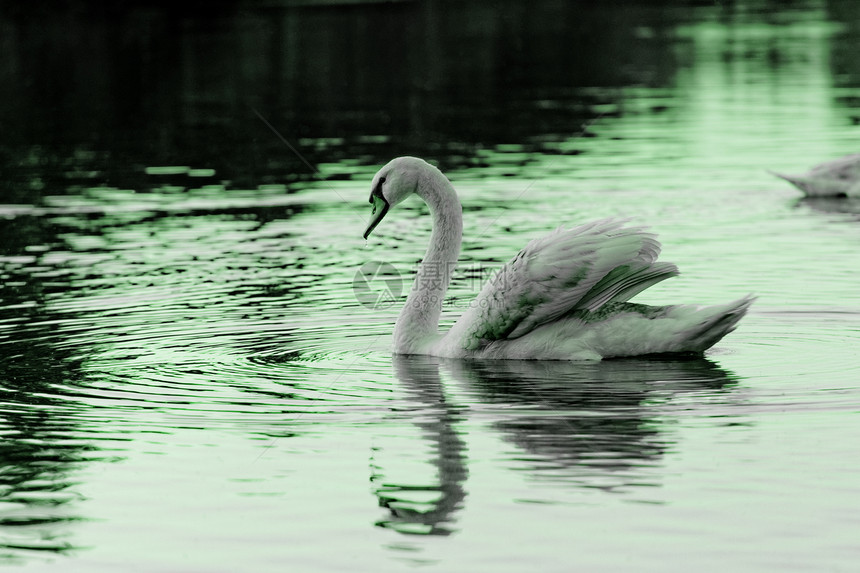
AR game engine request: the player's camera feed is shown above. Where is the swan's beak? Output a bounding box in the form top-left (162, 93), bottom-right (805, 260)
top-left (363, 193), bottom-right (390, 239)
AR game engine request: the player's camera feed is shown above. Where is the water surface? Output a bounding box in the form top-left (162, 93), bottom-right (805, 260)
top-left (1, 1), bottom-right (859, 571)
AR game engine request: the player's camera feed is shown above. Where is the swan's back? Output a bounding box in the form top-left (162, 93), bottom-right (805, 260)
top-left (443, 218), bottom-right (682, 356)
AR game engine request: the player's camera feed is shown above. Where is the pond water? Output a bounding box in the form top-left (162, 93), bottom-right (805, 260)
top-left (1, 1), bottom-right (859, 571)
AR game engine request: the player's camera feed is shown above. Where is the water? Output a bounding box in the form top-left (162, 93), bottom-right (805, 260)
top-left (1, 1), bottom-right (860, 570)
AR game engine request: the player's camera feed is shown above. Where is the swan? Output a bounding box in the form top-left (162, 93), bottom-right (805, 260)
top-left (363, 156), bottom-right (753, 360)
top-left (769, 153), bottom-right (860, 197)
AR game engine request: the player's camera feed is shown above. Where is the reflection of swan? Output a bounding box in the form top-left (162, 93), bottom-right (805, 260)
top-left (384, 355), bottom-right (740, 498)
top-left (364, 157), bottom-right (753, 360)
top-left (445, 356), bottom-right (740, 489)
top-left (770, 153), bottom-right (860, 197)
top-left (371, 355), bottom-right (467, 536)
top-left (797, 196), bottom-right (860, 220)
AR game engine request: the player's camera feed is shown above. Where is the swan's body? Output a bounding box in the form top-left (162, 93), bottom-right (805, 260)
top-left (770, 153), bottom-right (860, 197)
top-left (364, 157), bottom-right (753, 360)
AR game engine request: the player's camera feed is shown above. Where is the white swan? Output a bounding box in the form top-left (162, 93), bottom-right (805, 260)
top-left (770, 153), bottom-right (860, 197)
top-left (364, 157), bottom-right (753, 360)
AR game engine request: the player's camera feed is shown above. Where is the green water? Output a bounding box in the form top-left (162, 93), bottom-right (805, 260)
top-left (1, 1), bottom-right (859, 571)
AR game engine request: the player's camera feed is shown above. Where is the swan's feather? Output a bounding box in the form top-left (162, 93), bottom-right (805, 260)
top-left (448, 218), bottom-right (679, 351)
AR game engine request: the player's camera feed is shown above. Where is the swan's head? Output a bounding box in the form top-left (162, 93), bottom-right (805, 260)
top-left (363, 156), bottom-right (430, 239)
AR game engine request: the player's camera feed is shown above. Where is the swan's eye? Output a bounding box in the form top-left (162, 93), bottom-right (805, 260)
top-left (369, 176), bottom-right (387, 204)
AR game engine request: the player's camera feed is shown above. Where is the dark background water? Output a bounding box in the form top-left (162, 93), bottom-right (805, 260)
top-left (3, 0), bottom-right (858, 198)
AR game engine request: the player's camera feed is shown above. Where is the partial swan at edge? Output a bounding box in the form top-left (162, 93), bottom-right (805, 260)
top-left (770, 153), bottom-right (860, 197)
top-left (363, 156), bottom-right (753, 360)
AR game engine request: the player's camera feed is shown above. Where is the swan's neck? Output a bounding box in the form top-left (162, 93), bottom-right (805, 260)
top-left (393, 169), bottom-right (463, 354)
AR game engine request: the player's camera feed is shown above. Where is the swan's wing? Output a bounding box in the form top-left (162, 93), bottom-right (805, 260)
top-left (449, 218), bottom-right (679, 351)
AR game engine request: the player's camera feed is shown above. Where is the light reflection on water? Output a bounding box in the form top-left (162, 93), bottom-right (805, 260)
top-left (1, 1), bottom-right (860, 571)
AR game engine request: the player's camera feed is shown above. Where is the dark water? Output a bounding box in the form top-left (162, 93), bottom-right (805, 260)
top-left (1, 1), bottom-right (860, 571)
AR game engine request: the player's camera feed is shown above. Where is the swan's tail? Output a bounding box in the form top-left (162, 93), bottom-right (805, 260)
top-left (675, 295), bottom-right (755, 352)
